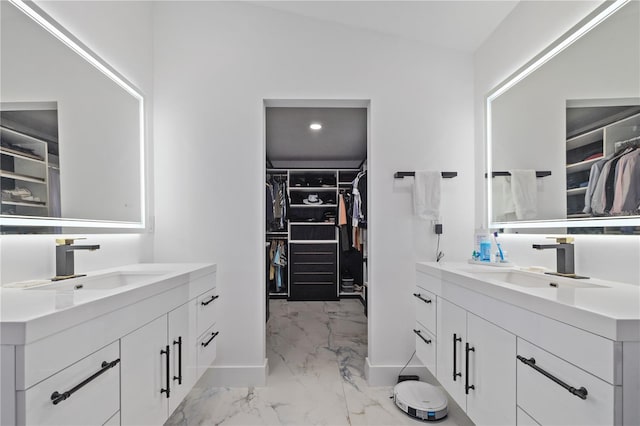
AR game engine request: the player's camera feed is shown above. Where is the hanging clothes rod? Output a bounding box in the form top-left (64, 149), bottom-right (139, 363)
top-left (614, 135), bottom-right (640, 150)
top-left (394, 171), bottom-right (458, 179)
top-left (484, 171), bottom-right (551, 178)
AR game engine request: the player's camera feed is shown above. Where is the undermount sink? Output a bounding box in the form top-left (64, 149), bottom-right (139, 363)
top-left (473, 270), bottom-right (609, 289)
top-left (27, 271), bottom-right (168, 291)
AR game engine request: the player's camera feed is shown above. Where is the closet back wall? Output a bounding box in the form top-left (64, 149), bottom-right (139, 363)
top-left (0, 1), bottom-right (154, 285)
top-left (152, 1), bottom-right (474, 386)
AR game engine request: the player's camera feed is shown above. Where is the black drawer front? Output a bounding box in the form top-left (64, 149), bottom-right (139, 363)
top-left (290, 262), bottom-right (336, 274)
top-left (290, 225), bottom-right (336, 241)
top-left (290, 244), bottom-right (337, 263)
top-left (290, 271), bottom-right (337, 284)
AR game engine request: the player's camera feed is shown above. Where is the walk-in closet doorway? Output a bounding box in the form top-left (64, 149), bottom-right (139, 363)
top-left (262, 99), bottom-right (370, 385)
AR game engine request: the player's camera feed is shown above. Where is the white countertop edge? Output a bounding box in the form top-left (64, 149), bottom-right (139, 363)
top-left (416, 261), bottom-right (640, 342)
top-left (1, 263), bottom-right (216, 345)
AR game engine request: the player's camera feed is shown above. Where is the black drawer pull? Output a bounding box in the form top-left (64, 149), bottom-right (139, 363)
top-left (173, 336), bottom-right (183, 385)
top-left (453, 334), bottom-right (462, 381)
top-left (517, 355), bottom-right (588, 400)
top-left (465, 342), bottom-right (475, 394)
top-left (413, 329), bottom-right (431, 344)
top-left (202, 331), bottom-right (219, 348)
top-left (51, 358), bottom-right (120, 405)
top-left (294, 251), bottom-right (335, 255)
top-left (201, 294), bottom-right (219, 306)
top-left (160, 345), bottom-right (170, 398)
top-left (413, 293), bottom-right (432, 304)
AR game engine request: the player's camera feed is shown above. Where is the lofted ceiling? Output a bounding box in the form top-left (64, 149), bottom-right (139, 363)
top-left (262, 2), bottom-right (520, 168)
top-left (250, 1), bottom-right (519, 53)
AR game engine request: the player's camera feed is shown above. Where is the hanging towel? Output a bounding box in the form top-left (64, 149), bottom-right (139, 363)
top-left (509, 170), bottom-right (537, 220)
top-left (492, 176), bottom-right (516, 221)
top-left (413, 171), bottom-right (441, 220)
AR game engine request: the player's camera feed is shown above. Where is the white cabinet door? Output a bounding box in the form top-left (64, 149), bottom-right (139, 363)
top-left (168, 301), bottom-right (197, 415)
top-left (466, 312), bottom-right (516, 426)
top-left (121, 316), bottom-right (169, 426)
top-left (436, 298), bottom-right (466, 409)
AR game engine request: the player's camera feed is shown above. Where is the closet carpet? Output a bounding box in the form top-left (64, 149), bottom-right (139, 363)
top-left (165, 299), bottom-right (470, 426)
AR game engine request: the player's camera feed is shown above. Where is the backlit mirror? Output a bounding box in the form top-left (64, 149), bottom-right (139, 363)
top-left (487, 0), bottom-right (640, 234)
top-left (0, 0), bottom-right (145, 233)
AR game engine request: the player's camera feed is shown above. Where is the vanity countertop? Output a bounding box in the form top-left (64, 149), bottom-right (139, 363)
top-left (417, 261), bottom-right (640, 341)
top-left (0, 263), bottom-right (216, 345)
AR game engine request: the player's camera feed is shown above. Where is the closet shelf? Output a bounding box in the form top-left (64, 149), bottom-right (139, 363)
top-left (290, 204), bottom-right (338, 208)
top-left (289, 187), bottom-right (337, 191)
top-left (1, 200), bottom-right (47, 208)
top-left (0, 170), bottom-right (46, 184)
top-left (566, 157), bottom-right (602, 173)
top-left (567, 213), bottom-right (590, 218)
top-left (0, 148), bottom-right (45, 163)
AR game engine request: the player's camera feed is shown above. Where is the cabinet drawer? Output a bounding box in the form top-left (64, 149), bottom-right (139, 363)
top-left (18, 341), bottom-right (120, 426)
top-left (290, 262), bottom-right (336, 274)
top-left (290, 243), bottom-right (337, 263)
top-left (290, 224), bottom-right (336, 240)
top-left (197, 324), bottom-right (219, 377)
top-left (196, 288), bottom-right (220, 338)
top-left (413, 287), bottom-right (436, 334)
top-left (517, 339), bottom-right (620, 426)
top-left (414, 322), bottom-right (436, 374)
top-left (291, 271), bottom-right (337, 283)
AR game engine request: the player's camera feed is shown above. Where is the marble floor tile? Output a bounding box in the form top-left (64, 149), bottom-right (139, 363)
top-left (166, 299), bottom-right (469, 426)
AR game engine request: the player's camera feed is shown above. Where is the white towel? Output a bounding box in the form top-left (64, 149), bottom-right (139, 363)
top-left (509, 169), bottom-right (537, 219)
top-left (492, 176), bottom-right (516, 221)
top-left (413, 171), bottom-right (441, 220)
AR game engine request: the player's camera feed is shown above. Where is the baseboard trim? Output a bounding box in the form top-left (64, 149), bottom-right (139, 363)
top-left (365, 356), bottom-right (429, 386)
top-left (196, 359), bottom-right (268, 387)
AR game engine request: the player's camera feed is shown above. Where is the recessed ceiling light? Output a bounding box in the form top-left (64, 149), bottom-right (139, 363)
top-left (310, 123), bottom-right (322, 130)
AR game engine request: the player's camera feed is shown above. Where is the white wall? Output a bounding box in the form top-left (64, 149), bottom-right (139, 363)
top-left (474, 0), bottom-right (640, 286)
top-left (1, 1), bottom-right (154, 285)
top-left (153, 1), bottom-right (475, 385)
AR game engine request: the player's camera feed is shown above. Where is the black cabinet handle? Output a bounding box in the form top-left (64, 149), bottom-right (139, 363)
top-left (413, 329), bottom-right (432, 344)
top-left (201, 295), bottom-right (219, 306)
top-left (517, 355), bottom-right (588, 400)
top-left (413, 293), bottom-right (432, 304)
top-left (453, 334), bottom-right (462, 381)
top-left (50, 358), bottom-right (120, 405)
top-left (202, 331), bottom-right (219, 348)
top-left (160, 345), bottom-right (170, 398)
top-left (173, 337), bottom-right (182, 385)
top-left (465, 342), bottom-right (475, 394)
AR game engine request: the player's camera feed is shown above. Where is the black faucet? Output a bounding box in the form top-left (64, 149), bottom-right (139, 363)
top-left (55, 238), bottom-right (100, 279)
top-left (532, 237), bottom-right (575, 275)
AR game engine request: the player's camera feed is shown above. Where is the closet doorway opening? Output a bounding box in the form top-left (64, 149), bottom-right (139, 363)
top-left (264, 99), bottom-right (369, 385)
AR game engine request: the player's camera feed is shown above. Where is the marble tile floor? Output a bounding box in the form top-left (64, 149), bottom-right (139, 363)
top-left (166, 299), bottom-right (472, 426)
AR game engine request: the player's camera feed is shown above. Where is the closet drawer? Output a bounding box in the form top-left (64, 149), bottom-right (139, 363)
top-left (291, 271), bottom-right (337, 284)
top-left (18, 341), bottom-right (120, 426)
top-left (290, 262), bottom-right (336, 274)
top-left (414, 287), bottom-right (436, 334)
top-left (197, 324), bottom-right (219, 377)
top-left (517, 338), bottom-right (619, 426)
top-left (414, 322), bottom-right (436, 374)
top-left (289, 243), bottom-right (337, 263)
top-left (290, 225), bottom-right (336, 241)
top-left (196, 289), bottom-right (220, 338)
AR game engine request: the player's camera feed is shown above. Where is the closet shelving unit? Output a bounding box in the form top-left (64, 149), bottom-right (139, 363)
top-left (1, 125), bottom-right (50, 217)
top-left (266, 168), bottom-right (367, 301)
top-left (566, 111), bottom-right (640, 219)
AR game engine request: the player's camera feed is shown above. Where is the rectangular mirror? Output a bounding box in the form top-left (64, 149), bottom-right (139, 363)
top-left (0, 0), bottom-right (145, 233)
top-left (487, 0), bottom-right (639, 234)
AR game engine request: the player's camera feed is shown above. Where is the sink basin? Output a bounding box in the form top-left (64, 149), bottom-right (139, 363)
top-left (27, 271), bottom-right (168, 291)
top-left (473, 270), bottom-right (609, 289)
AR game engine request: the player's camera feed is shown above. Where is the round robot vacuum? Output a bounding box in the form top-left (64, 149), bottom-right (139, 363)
top-left (393, 381), bottom-right (448, 422)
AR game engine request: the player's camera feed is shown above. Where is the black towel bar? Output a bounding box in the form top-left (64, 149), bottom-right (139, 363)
top-left (394, 171), bottom-right (457, 179)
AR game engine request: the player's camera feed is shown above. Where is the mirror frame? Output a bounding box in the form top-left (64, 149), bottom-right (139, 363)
top-left (485, 0), bottom-right (638, 231)
top-left (1, 0), bottom-right (146, 231)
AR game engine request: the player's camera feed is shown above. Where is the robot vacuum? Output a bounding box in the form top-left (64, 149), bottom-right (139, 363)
top-left (393, 380), bottom-right (448, 421)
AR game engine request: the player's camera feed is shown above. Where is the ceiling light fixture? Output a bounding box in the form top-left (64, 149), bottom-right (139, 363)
top-left (309, 123), bottom-right (322, 130)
